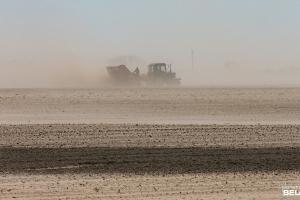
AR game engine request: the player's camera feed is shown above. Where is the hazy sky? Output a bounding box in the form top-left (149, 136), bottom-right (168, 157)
top-left (0, 0), bottom-right (300, 87)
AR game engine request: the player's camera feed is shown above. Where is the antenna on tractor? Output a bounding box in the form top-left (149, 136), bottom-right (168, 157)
top-left (191, 49), bottom-right (194, 70)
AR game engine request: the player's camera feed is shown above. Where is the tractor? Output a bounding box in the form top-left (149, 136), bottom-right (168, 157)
top-left (106, 63), bottom-right (181, 86)
top-left (146, 63), bottom-right (180, 86)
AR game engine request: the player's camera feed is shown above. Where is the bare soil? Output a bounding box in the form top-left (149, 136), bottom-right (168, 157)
top-left (1, 124), bottom-right (300, 199)
top-left (0, 88), bottom-right (300, 124)
top-left (0, 88), bottom-right (300, 199)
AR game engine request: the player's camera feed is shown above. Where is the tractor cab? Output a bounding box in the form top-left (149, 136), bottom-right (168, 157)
top-left (147, 63), bottom-right (180, 85)
top-left (148, 63), bottom-right (168, 74)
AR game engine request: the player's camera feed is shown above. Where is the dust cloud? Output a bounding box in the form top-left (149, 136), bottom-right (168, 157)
top-left (0, 55), bottom-right (148, 88)
top-left (1, 1), bottom-right (300, 88)
top-left (1, 57), bottom-right (300, 88)
top-left (180, 65), bottom-right (300, 87)
top-left (0, 56), bottom-right (108, 88)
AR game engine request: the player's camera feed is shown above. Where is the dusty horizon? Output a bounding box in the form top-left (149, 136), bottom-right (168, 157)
top-left (1, 1), bottom-right (300, 88)
top-left (1, 60), bottom-right (300, 88)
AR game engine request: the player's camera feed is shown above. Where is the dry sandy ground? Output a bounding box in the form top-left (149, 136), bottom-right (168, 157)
top-left (0, 88), bottom-right (300, 124)
top-left (0, 88), bottom-right (300, 199)
top-left (1, 124), bottom-right (300, 199)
